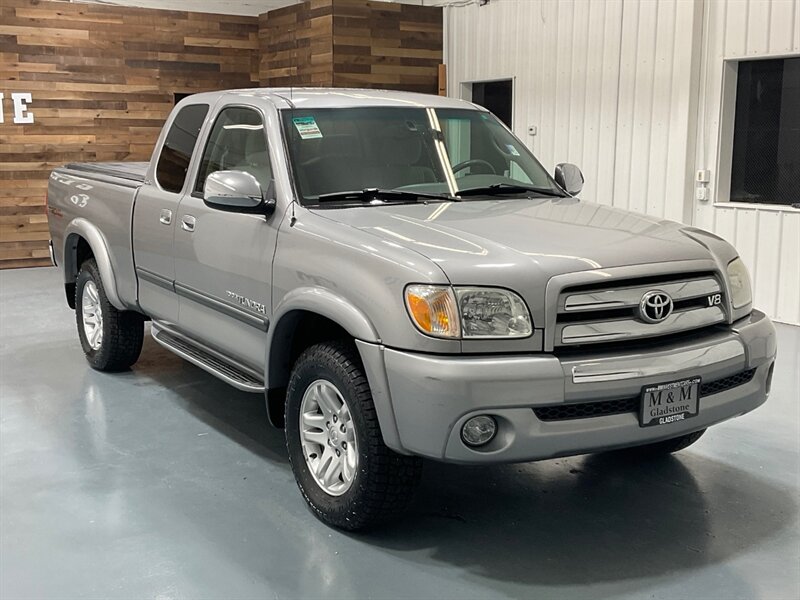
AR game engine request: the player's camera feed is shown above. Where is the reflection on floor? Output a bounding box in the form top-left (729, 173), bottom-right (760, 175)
top-left (1, 267), bottom-right (798, 599)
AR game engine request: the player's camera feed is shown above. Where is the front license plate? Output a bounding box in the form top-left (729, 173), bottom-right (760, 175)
top-left (639, 376), bottom-right (701, 427)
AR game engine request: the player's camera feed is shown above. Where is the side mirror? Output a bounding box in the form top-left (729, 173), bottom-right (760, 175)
top-left (554, 163), bottom-right (584, 196)
top-left (203, 170), bottom-right (276, 216)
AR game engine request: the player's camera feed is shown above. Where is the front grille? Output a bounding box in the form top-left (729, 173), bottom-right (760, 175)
top-left (534, 397), bottom-right (639, 421)
top-left (555, 272), bottom-right (727, 348)
top-left (533, 368), bottom-right (758, 422)
top-left (699, 368), bottom-right (756, 396)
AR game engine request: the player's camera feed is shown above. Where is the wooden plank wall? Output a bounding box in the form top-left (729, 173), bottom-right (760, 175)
top-left (259, 0), bottom-right (334, 87)
top-left (259, 0), bottom-right (442, 94)
top-left (0, 0), bottom-right (259, 269)
top-left (331, 0), bottom-right (442, 93)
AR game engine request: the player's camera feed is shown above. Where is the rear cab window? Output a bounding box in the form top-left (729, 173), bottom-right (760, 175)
top-left (155, 104), bottom-right (209, 193)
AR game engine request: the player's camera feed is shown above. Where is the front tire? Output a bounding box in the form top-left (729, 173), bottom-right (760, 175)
top-left (285, 340), bottom-right (422, 530)
top-left (75, 259), bottom-right (144, 372)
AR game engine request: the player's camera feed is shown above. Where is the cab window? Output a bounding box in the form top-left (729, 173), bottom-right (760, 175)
top-left (195, 107), bottom-right (272, 194)
top-left (155, 104), bottom-right (209, 194)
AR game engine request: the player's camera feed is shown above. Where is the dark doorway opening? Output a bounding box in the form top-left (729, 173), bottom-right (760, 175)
top-left (471, 79), bottom-right (513, 127)
top-left (174, 92), bottom-right (194, 105)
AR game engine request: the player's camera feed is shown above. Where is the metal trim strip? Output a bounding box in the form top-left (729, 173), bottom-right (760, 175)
top-left (560, 306), bottom-right (726, 345)
top-left (174, 282), bottom-right (269, 331)
top-left (569, 337), bottom-right (744, 383)
top-left (135, 266), bottom-right (174, 292)
top-left (562, 277), bottom-right (722, 312)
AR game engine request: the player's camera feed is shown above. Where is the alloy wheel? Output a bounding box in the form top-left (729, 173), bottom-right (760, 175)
top-left (81, 280), bottom-right (103, 350)
top-left (299, 379), bottom-right (358, 496)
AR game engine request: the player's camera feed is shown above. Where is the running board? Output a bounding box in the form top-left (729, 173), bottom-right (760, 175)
top-left (151, 323), bottom-right (265, 393)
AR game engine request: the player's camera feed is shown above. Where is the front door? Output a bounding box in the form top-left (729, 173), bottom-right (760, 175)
top-left (172, 105), bottom-right (279, 371)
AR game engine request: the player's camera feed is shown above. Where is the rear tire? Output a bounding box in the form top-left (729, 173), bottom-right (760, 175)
top-left (75, 259), bottom-right (144, 372)
top-left (631, 429), bottom-right (706, 455)
top-left (285, 340), bottom-right (422, 531)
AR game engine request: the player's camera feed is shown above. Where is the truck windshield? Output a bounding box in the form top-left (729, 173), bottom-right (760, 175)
top-left (281, 107), bottom-right (563, 205)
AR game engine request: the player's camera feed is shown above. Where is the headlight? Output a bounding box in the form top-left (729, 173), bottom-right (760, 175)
top-left (405, 285), bottom-right (460, 338)
top-left (726, 257), bottom-right (752, 309)
top-left (405, 285), bottom-right (532, 339)
top-left (456, 287), bottom-right (532, 338)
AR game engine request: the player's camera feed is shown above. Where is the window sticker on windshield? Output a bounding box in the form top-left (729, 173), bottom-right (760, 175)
top-left (506, 144), bottom-right (520, 156)
top-left (292, 117), bottom-right (323, 139)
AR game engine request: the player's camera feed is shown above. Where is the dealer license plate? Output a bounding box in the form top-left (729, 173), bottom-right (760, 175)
top-left (639, 376), bottom-right (701, 427)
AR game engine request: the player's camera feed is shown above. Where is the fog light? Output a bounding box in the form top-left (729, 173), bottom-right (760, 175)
top-left (461, 415), bottom-right (497, 447)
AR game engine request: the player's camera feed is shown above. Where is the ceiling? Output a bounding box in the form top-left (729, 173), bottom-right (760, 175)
top-left (71, 0), bottom-right (428, 17)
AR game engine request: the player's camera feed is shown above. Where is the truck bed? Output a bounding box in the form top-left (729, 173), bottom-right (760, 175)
top-left (63, 162), bottom-right (148, 184)
top-left (48, 161), bottom-right (149, 310)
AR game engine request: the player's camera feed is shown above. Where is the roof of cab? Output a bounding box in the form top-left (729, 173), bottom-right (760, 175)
top-left (194, 87), bottom-right (484, 110)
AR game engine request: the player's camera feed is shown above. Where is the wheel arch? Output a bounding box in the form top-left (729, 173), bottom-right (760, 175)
top-left (264, 289), bottom-right (380, 427)
top-left (63, 218), bottom-right (124, 310)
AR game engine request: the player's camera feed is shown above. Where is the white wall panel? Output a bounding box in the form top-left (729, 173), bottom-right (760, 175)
top-left (713, 206), bottom-right (800, 325)
top-left (446, 0), bottom-right (698, 220)
top-left (695, 0), bottom-right (800, 324)
top-left (446, 0), bottom-right (624, 206)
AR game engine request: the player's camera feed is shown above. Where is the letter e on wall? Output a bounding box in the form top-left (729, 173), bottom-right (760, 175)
top-left (12, 93), bottom-right (34, 124)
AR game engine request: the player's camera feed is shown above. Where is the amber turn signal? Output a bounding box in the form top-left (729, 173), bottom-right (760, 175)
top-left (404, 285), bottom-right (460, 338)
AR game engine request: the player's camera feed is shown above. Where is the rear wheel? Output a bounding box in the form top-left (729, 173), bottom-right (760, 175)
top-left (285, 340), bottom-right (422, 530)
top-left (75, 259), bottom-right (144, 371)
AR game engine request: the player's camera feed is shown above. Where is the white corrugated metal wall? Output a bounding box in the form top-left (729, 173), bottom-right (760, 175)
top-left (693, 0), bottom-right (800, 324)
top-left (444, 0), bottom-right (799, 325)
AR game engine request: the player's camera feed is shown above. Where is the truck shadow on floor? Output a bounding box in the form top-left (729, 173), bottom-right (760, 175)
top-left (363, 450), bottom-right (796, 588)
top-left (126, 333), bottom-right (290, 466)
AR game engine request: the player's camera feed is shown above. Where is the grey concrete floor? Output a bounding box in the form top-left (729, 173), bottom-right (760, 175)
top-left (1, 267), bottom-right (799, 600)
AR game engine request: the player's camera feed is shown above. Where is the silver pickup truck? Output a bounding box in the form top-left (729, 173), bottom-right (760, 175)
top-left (47, 88), bottom-right (777, 530)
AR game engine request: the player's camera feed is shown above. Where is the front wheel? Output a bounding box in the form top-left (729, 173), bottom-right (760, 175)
top-left (285, 341), bottom-right (422, 530)
top-left (75, 259), bottom-right (144, 372)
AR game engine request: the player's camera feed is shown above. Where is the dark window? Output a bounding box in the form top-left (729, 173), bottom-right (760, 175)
top-left (471, 80), bottom-right (513, 128)
top-left (731, 58), bottom-right (800, 206)
top-left (195, 107), bottom-right (272, 194)
top-left (155, 104), bottom-right (209, 194)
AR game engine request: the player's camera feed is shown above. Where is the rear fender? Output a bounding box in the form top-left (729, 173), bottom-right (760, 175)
top-left (63, 218), bottom-right (125, 310)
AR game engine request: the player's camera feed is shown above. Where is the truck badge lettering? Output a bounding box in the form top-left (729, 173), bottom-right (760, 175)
top-left (707, 293), bottom-right (722, 307)
top-left (226, 290), bottom-right (266, 315)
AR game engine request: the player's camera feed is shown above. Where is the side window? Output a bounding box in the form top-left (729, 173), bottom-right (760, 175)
top-left (195, 107), bottom-right (272, 194)
top-left (155, 104), bottom-right (209, 194)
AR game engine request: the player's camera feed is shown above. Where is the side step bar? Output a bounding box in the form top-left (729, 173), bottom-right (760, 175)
top-left (151, 323), bottom-right (265, 393)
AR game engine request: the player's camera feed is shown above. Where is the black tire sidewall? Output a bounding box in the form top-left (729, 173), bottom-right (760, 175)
top-left (285, 345), bottom-right (373, 525)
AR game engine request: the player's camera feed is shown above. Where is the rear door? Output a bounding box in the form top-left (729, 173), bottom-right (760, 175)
top-left (133, 103), bottom-right (209, 322)
top-left (172, 104), bottom-right (279, 371)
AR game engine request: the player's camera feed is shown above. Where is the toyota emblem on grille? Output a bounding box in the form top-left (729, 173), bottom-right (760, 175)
top-left (639, 290), bottom-right (673, 323)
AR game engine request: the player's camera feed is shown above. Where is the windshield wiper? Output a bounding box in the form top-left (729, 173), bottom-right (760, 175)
top-left (457, 183), bottom-right (566, 198)
top-left (315, 188), bottom-right (458, 204)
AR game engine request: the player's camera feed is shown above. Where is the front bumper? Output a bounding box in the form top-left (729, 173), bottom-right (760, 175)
top-left (358, 309), bottom-right (776, 463)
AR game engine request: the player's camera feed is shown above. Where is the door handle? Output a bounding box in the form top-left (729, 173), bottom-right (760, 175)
top-left (159, 209), bottom-right (172, 225)
top-left (181, 215), bottom-right (196, 232)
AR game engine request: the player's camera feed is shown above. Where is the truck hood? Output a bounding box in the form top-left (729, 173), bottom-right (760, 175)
top-left (322, 197), bottom-right (712, 283)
